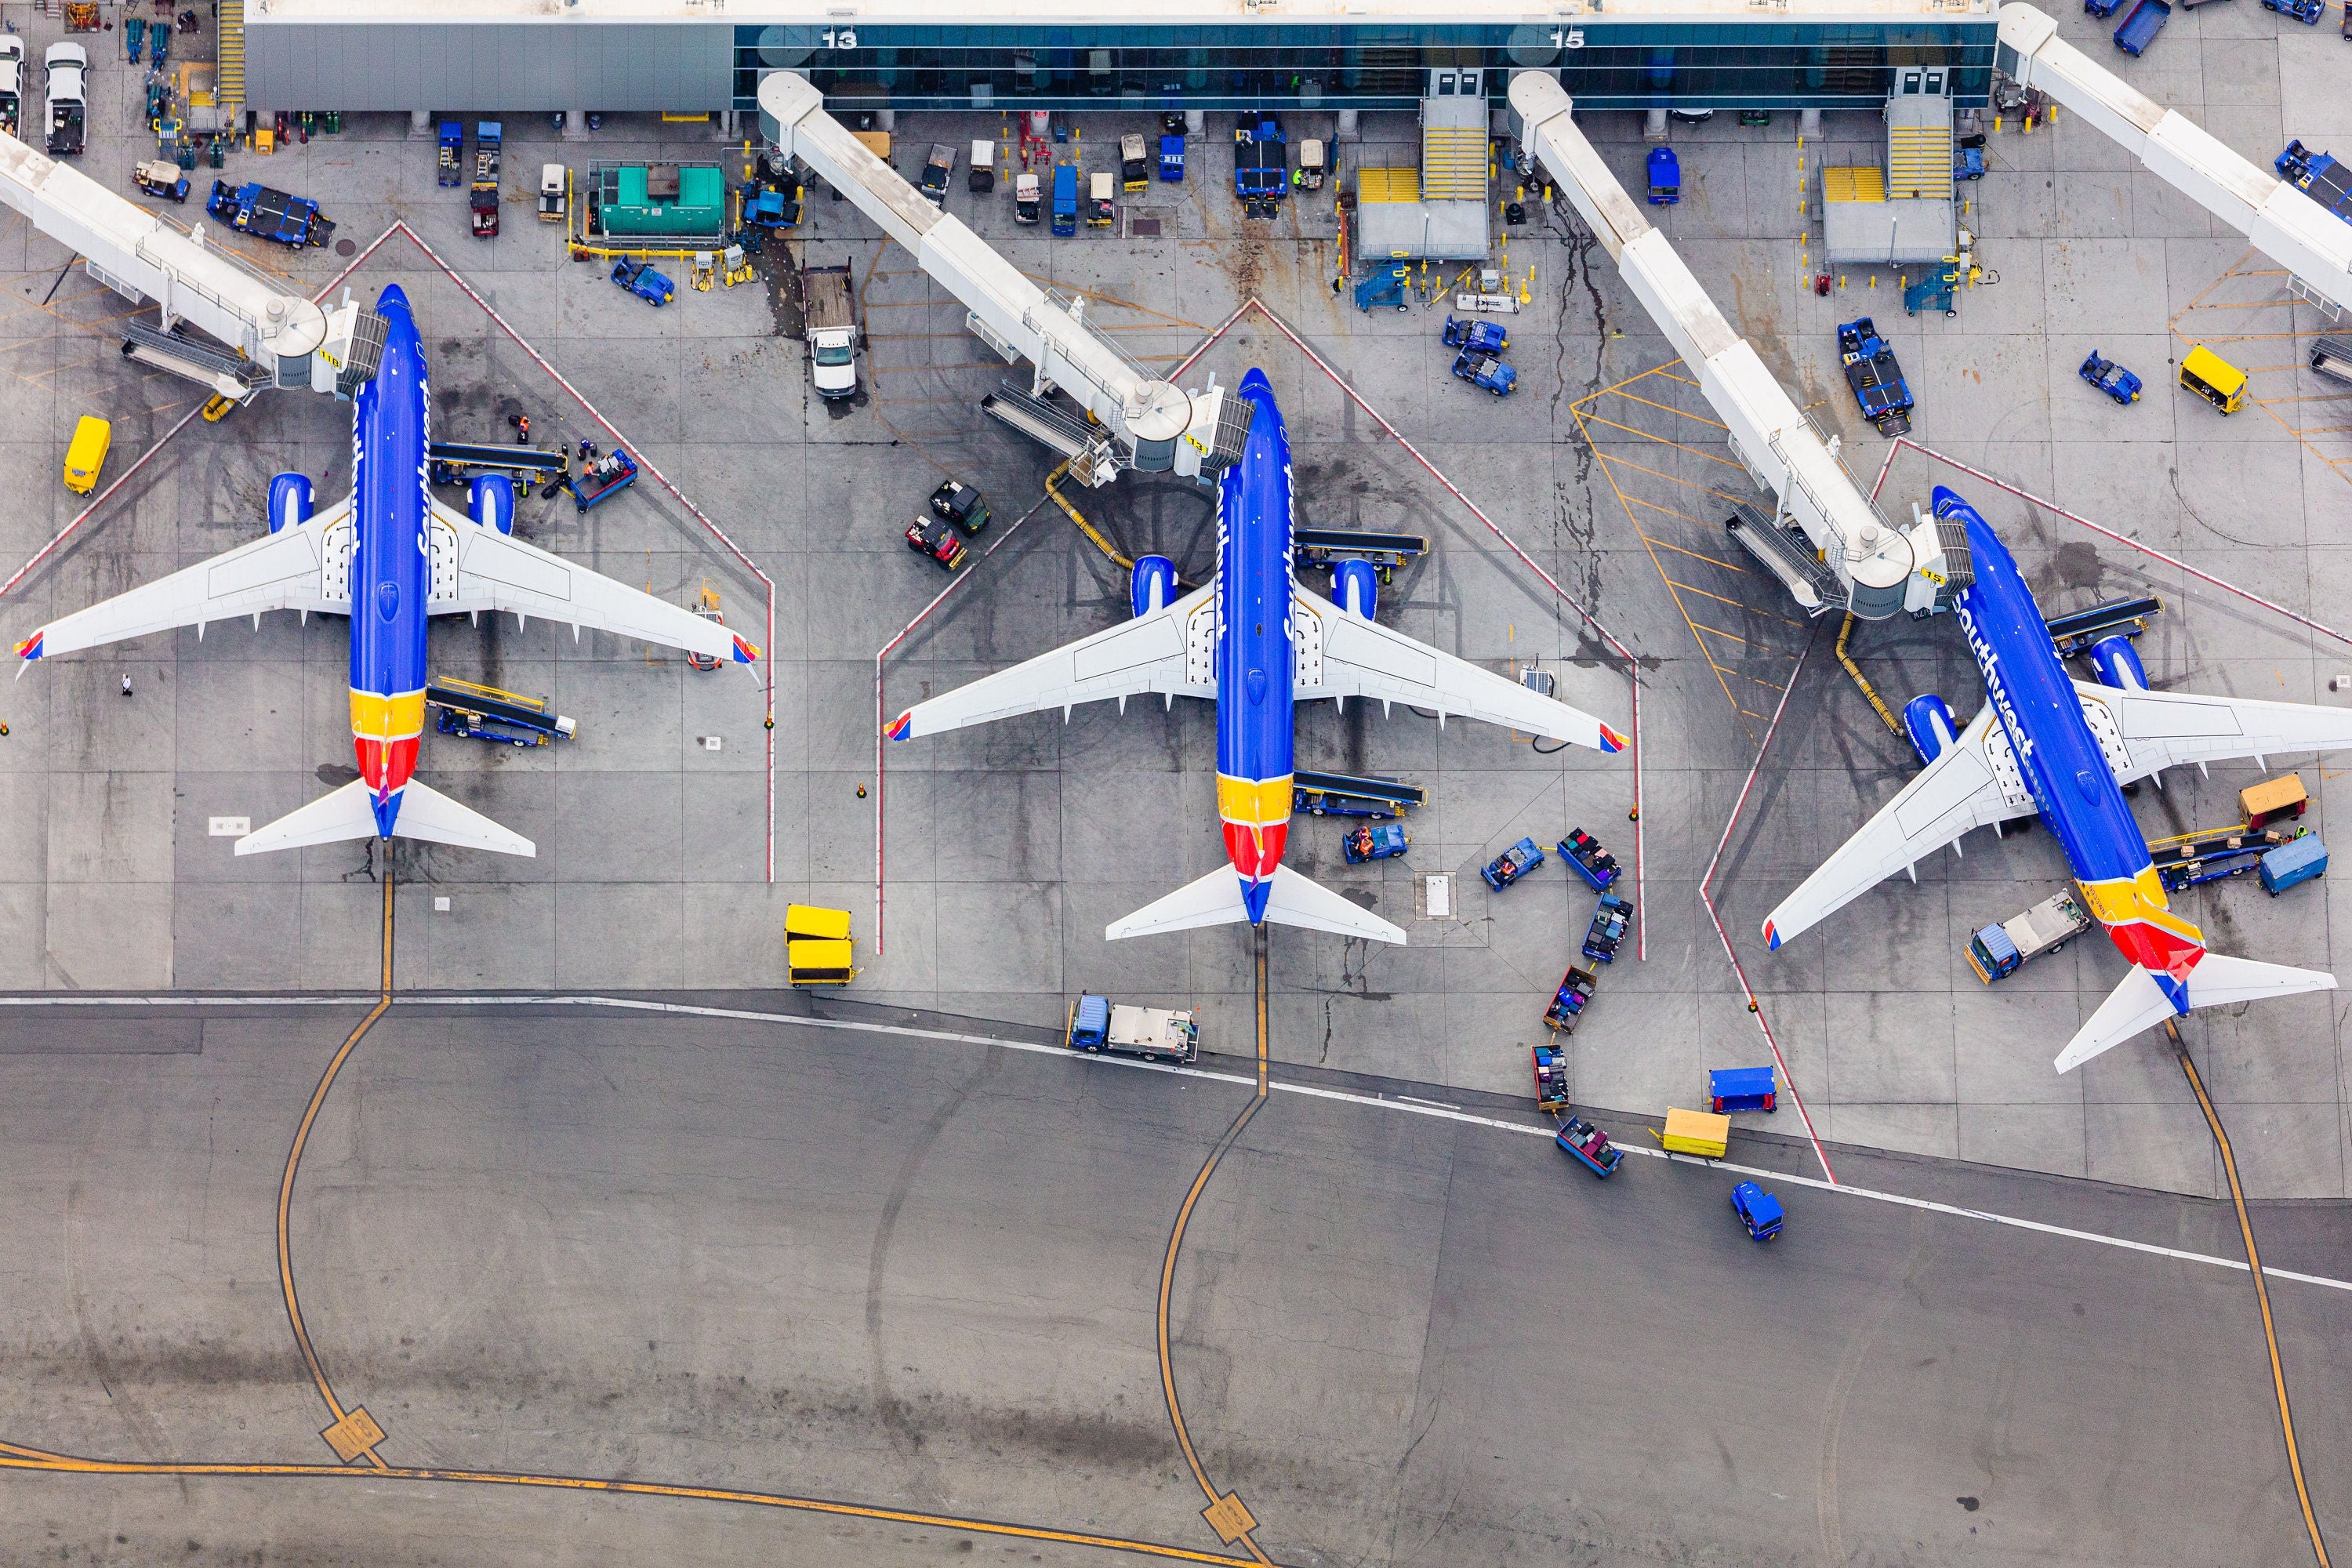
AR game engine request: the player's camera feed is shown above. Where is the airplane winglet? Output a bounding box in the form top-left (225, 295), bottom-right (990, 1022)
top-left (14, 631), bottom-right (42, 662)
top-left (884, 711), bottom-right (913, 742)
top-left (1599, 721), bottom-right (1629, 753)
top-left (731, 633), bottom-right (760, 662)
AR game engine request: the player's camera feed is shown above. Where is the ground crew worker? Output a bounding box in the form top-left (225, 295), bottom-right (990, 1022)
top-left (120, 673), bottom-right (132, 698)
top-left (509, 412), bottom-right (531, 442)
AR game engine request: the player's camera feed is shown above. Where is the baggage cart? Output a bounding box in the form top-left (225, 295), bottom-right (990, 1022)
top-left (786, 904), bottom-right (857, 986)
top-left (1544, 965), bottom-right (1598, 1033)
top-left (1530, 1042), bottom-right (1570, 1109)
top-left (2114, 0), bottom-right (2169, 56)
top-left (2260, 834), bottom-right (2327, 895)
top-left (437, 120), bottom-right (463, 187)
top-left (1707, 1066), bottom-right (1777, 1114)
top-left (1558, 829), bottom-right (1621, 891)
top-left (1657, 1107), bottom-right (1730, 1158)
top-left (1555, 1116), bottom-right (1624, 1178)
top-left (2241, 772), bottom-right (2307, 829)
top-left (1581, 892), bottom-right (1632, 963)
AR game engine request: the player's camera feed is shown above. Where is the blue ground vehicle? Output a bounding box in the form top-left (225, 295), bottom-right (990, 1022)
top-left (1544, 964), bottom-right (1598, 1032)
top-left (206, 180), bottom-right (335, 248)
top-left (1646, 146), bottom-right (1680, 205)
top-left (2084, 0), bottom-right (2127, 16)
top-left (1708, 1066), bottom-right (1777, 1113)
top-left (2114, 0), bottom-right (2169, 54)
top-left (1235, 111), bottom-right (1287, 208)
top-left (744, 182), bottom-right (801, 232)
top-left (427, 678), bottom-right (575, 748)
top-left (2278, 142), bottom-right (2352, 231)
top-left (1443, 314), bottom-right (1508, 354)
top-left (1051, 164), bottom-right (1078, 235)
top-left (569, 447), bottom-right (638, 510)
top-left (1556, 1116), bottom-right (1624, 1178)
top-left (1582, 892), bottom-right (1632, 963)
top-left (1355, 267), bottom-right (1410, 313)
top-left (1452, 350), bottom-right (1516, 396)
top-left (1160, 134), bottom-right (1185, 182)
top-left (1955, 145), bottom-right (1986, 181)
top-left (1482, 837), bottom-right (1544, 891)
top-left (2261, 833), bottom-right (2328, 894)
top-left (1559, 829), bottom-right (1621, 891)
top-left (1293, 769), bottom-right (1425, 819)
top-left (2078, 350), bottom-right (2143, 404)
top-left (610, 258), bottom-right (675, 306)
top-left (437, 121), bottom-right (463, 187)
top-left (1731, 1181), bottom-right (1784, 1241)
top-left (1342, 822), bottom-right (1410, 862)
top-left (2259, 0), bottom-right (2323, 23)
top-left (1835, 318), bottom-right (1913, 436)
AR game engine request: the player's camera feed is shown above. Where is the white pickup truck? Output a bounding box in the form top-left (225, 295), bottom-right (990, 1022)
top-left (0, 39), bottom-right (24, 140)
top-left (802, 263), bottom-right (860, 401)
top-left (44, 42), bottom-right (85, 158)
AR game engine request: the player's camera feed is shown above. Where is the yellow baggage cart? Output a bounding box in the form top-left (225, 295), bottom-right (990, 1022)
top-left (786, 904), bottom-right (856, 986)
top-left (1655, 1106), bottom-right (1731, 1158)
top-left (63, 415), bottom-right (111, 495)
top-left (2177, 344), bottom-right (2246, 415)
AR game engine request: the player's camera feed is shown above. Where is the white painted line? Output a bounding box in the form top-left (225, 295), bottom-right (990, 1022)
top-left (5, 989), bottom-right (2346, 1296)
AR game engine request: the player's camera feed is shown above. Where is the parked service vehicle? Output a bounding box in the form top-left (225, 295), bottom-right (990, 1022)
top-left (426, 677), bottom-right (576, 747)
top-left (1120, 132), bottom-right (1149, 191)
top-left (1482, 836), bottom-right (1544, 891)
top-left (1443, 314), bottom-right (1508, 355)
top-left (906, 513), bottom-right (967, 571)
top-left (2260, 833), bottom-right (2328, 895)
top-left (1967, 891), bottom-right (2089, 982)
top-left (1730, 1180), bottom-right (1785, 1241)
top-left (1707, 1066), bottom-right (1777, 1113)
top-left (1452, 350), bottom-right (1516, 396)
top-left (44, 42), bottom-right (86, 158)
top-left (1014, 170), bottom-right (1042, 223)
top-left (1646, 145), bottom-right (1680, 204)
top-left (803, 264), bottom-right (861, 399)
top-left (437, 120), bottom-right (463, 187)
top-left (208, 180), bottom-right (336, 248)
top-left (2257, 0), bottom-right (2322, 23)
top-left (1836, 317), bottom-right (1913, 435)
top-left (918, 142), bottom-right (955, 207)
top-left (1066, 993), bottom-right (1199, 1065)
top-left (537, 164), bottom-right (567, 222)
top-left (609, 257), bottom-right (675, 306)
top-left (1051, 164), bottom-right (1078, 234)
top-left (1087, 170), bottom-right (1116, 227)
top-left (2179, 343), bottom-right (2247, 413)
top-left (0, 38), bottom-right (24, 140)
top-left (569, 447), bottom-right (639, 510)
top-left (2078, 349), bottom-right (2142, 404)
top-left (132, 160), bottom-right (191, 203)
top-left (1159, 132), bottom-right (1185, 183)
top-left (1342, 822), bottom-right (1409, 863)
top-left (929, 478), bottom-right (990, 535)
top-left (470, 121), bottom-right (503, 238)
top-left (2112, 0), bottom-right (2169, 54)
top-left (969, 139), bottom-right (995, 193)
top-left (61, 415), bottom-right (110, 495)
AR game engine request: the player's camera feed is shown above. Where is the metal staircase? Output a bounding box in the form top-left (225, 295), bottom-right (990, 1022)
top-left (1886, 96), bottom-right (1952, 201)
top-left (216, 0), bottom-right (245, 120)
top-left (1419, 97), bottom-right (1487, 202)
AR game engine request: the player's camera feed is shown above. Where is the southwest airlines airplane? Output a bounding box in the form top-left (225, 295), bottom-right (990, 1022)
top-left (15, 284), bottom-right (757, 857)
top-left (1765, 485), bottom-right (2350, 1073)
top-left (887, 368), bottom-right (1628, 945)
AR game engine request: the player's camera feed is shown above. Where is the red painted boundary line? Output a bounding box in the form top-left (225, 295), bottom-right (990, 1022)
top-left (1236, 300), bottom-right (1646, 956)
top-left (1698, 620), bottom-right (1835, 1185)
top-left (1871, 437), bottom-right (2352, 650)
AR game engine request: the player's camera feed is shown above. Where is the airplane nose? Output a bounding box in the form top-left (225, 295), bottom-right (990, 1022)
top-left (1241, 877), bottom-right (1272, 924)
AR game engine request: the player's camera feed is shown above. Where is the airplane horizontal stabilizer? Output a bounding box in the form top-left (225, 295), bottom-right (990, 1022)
top-left (1105, 865), bottom-right (1407, 944)
top-left (2053, 956), bottom-right (2336, 1073)
top-left (235, 779), bottom-right (535, 858)
top-left (1260, 865), bottom-right (1407, 944)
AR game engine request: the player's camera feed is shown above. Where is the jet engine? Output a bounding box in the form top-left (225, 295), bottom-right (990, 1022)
top-left (2088, 633), bottom-right (2147, 691)
top-left (267, 473), bottom-right (313, 535)
top-left (1333, 558), bottom-right (1378, 620)
top-left (1902, 692), bottom-right (1958, 768)
top-left (1130, 554), bottom-right (1177, 618)
top-left (469, 474), bottom-right (516, 535)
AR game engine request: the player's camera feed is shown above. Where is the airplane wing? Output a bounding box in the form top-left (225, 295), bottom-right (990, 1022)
top-left (886, 581), bottom-right (1218, 740)
top-left (426, 499), bottom-right (757, 666)
top-left (2077, 681), bottom-right (2352, 782)
top-left (1762, 703), bottom-right (2034, 949)
top-left (14, 499), bottom-right (354, 662)
top-left (1291, 586), bottom-right (1628, 752)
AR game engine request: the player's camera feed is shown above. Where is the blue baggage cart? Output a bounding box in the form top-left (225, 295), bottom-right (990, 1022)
top-left (2114, 0), bottom-right (2169, 54)
top-left (1159, 134), bottom-right (1185, 182)
top-left (1556, 1116), bottom-right (1624, 1178)
top-left (1582, 892), bottom-right (1632, 963)
top-left (2259, 833), bottom-right (2327, 895)
top-left (1708, 1065), bottom-right (1777, 1113)
top-left (1355, 267), bottom-right (1410, 313)
top-left (1559, 829), bottom-right (1621, 891)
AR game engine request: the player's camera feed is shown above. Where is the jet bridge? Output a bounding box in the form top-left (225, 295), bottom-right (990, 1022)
top-left (1508, 72), bottom-right (1957, 622)
top-left (1996, 3), bottom-right (2352, 316)
top-left (0, 129), bottom-right (383, 401)
top-left (757, 71), bottom-right (1243, 487)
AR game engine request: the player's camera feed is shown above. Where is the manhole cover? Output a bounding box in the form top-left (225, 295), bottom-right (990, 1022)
top-left (1131, 217), bottom-right (1161, 237)
top-left (336, 239), bottom-right (357, 256)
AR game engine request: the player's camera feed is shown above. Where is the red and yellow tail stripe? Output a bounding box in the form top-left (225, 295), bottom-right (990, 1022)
top-left (2076, 867), bottom-right (2205, 980)
top-left (350, 688), bottom-right (426, 799)
top-left (1217, 772), bottom-right (1292, 880)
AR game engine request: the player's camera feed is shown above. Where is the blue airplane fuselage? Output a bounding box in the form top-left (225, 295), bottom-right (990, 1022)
top-left (1212, 369), bottom-right (1298, 924)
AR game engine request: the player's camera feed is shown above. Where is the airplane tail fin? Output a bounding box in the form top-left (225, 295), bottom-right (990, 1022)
top-left (2054, 955), bottom-right (2336, 1073)
top-left (1106, 865), bottom-right (1406, 944)
top-left (234, 779), bottom-right (535, 858)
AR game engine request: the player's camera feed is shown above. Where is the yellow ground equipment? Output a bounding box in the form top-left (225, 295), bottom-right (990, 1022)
top-left (63, 416), bottom-right (111, 495)
top-left (1654, 1107), bottom-right (1732, 1158)
top-left (786, 904), bottom-right (858, 987)
top-left (2177, 343), bottom-right (2247, 414)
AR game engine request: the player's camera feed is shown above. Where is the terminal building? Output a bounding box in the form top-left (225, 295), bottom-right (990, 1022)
top-left (242, 0), bottom-right (1998, 129)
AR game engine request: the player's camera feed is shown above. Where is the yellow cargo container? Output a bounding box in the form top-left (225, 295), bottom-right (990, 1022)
top-left (1658, 1106), bottom-right (1731, 1159)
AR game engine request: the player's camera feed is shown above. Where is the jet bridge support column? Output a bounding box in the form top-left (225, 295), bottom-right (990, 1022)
top-left (1508, 73), bottom-right (1944, 621)
top-left (757, 71), bottom-right (1234, 486)
top-left (1997, 4), bottom-right (2352, 313)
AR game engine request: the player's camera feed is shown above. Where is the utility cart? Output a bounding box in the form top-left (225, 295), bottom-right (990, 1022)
top-left (1051, 164), bottom-right (1077, 235)
top-left (929, 478), bottom-right (991, 535)
top-left (537, 164), bottom-right (567, 223)
top-left (906, 513), bottom-right (968, 571)
top-left (568, 447), bottom-right (639, 511)
top-left (1296, 138), bottom-right (1327, 191)
top-left (470, 121), bottom-right (502, 238)
top-left (2114, 0), bottom-right (2170, 55)
top-left (1582, 892), bottom-right (1632, 963)
top-left (1708, 1066), bottom-right (1777, 1114)
top-left (1120, 132), bottom-right (1149, 191)
top-left (132, 160), bottom-right (190, 202)
top-left (2242, 772), bottom-right (2308, 829)
top-left (1067, 993), bottom-right (1199, 1065)
top-left (1014, 170), bottom-right (1041, 223)
top-left (1658, 1107), bottom-right (1730, 1158)
top-left (1544, 965), bottom-right (1599, 1033)
top-left (918, 142), bottom-right (955, 207)
top-left (1555, 1116), bottom-right (1624, 1178)
top-left (1342, 822), bottom-right (1410, 863)
top-left (2078, 350), bottom-right (2143, 404)
top-left (610, 258), bottom-right (675, 306)
top-left (1558, 829), bottom-right (1621, 891)
top-left (1835, 318), bottom-right (1913, 436)
top-left (1087, 170), bottom-right (1116, 227)
top-left (2262, 834), bottom-right (2328, 895)
top-left (1451, 350), bottom-right (1517, 396)
top-left (1160, 131), bottom-right (1185, 183)
top-left (1731, 1180), bottom-right (1784, 1240)
top-left (1482, 837), bottom-right (1544, 891)
top-left (1530, 1043), bottom-right (1570, 1110)
top-left (1442, 314), bottom-right (1508, 354)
